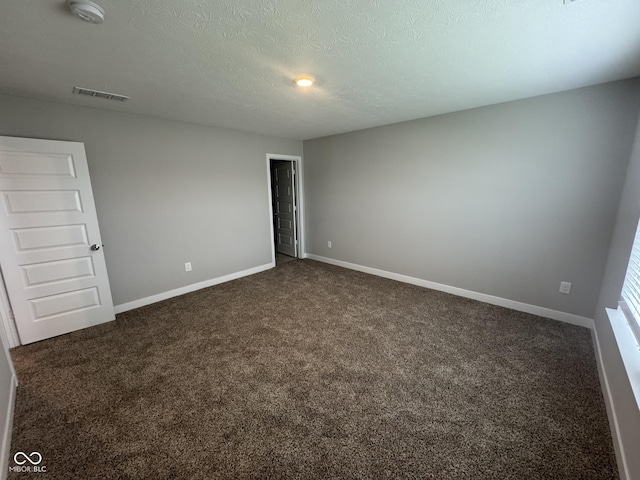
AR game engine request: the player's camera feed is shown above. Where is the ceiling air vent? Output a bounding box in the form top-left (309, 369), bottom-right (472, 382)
top-left (73, 87), bottom-right (129, 102)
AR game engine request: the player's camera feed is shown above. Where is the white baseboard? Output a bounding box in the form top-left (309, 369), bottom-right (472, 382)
top-left (592, 324), bottom-right (629, 480)
top-left (1, 374), bottom-right (16, 480)
top-left (306, 254), bottom-right (594, 329)
top-left (114, 262), bottom-right (274, 314)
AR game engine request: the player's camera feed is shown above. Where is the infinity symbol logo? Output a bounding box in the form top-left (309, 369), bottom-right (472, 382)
top-left (14, 451), bottom-right (42, 465)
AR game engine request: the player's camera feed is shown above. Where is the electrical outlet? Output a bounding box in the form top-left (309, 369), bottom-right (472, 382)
top-left (559, 281), bottom-right (571, 294)
top-left (185, 262), bottom-right (192, 272)
top-left (328, 241), bottom-right (332, 248)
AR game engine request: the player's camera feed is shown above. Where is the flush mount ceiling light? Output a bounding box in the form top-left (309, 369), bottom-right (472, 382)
top-left (67, 0), bottom-right (105, 24)
top-left (294, 76), bottom-right (314, 87)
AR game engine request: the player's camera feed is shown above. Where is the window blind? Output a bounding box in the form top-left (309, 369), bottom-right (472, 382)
top-left (621, 219), bottom-right (640, 325)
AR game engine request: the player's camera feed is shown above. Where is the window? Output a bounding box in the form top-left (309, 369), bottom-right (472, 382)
top-left (621, 218), bottom-right (640, 340)
top-left (610, 218), bottom-right (640, 413)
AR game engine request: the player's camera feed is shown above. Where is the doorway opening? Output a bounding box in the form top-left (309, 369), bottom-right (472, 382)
top-left (267, 155), bottom-right (303, 267)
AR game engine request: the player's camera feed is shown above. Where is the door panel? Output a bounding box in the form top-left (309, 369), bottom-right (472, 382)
top-left (272, 162), bottom-right (297, 257)
top-left (3, 190), bottom-right (83, 213)
top-left (13, 224), bottom-right (89, 251)
top-left (0, 151), bottom-right (76, 177)
top-left (22, 256), bottom-right (95, 286)
top-left (277, 218), bottom-right (292, 231)
top-left (31, 287), bottom-right (100, 319)
top-left (0, 136), bottom-right (115, 344)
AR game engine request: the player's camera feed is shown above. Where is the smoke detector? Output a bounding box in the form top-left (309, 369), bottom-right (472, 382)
top-left (67, 0), bottom-right (105, 24)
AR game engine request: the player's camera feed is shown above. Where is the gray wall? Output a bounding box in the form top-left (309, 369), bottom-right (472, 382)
top-left (304, 79), bottom-right (640, 318)
top-left (0, 94), bottom-right (302, 306)
top-left (594, 112), bottom-right (640, 479)
top-left (0, 316), bottom-right (14, 475)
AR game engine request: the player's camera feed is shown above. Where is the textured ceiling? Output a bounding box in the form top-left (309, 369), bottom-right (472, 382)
top-left (1, 0), bottom-right (640, 140)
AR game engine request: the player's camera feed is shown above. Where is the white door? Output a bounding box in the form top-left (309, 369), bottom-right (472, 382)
top-left (0, 136), bottom-right (115, 344)
top-left (272, 161), bottom-right (297, 257)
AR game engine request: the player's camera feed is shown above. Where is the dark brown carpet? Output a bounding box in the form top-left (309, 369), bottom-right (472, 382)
top-left (9, 260), bottom-right (617, 479)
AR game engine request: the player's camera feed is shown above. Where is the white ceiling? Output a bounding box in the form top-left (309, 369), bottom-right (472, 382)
top-left (1, 0), bottom-right (640, 140)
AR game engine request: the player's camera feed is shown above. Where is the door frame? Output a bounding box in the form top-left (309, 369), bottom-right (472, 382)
top-left (266, 154), bottom-right (305, 265)
top-left (0, 270), bottom-right (20, 348)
